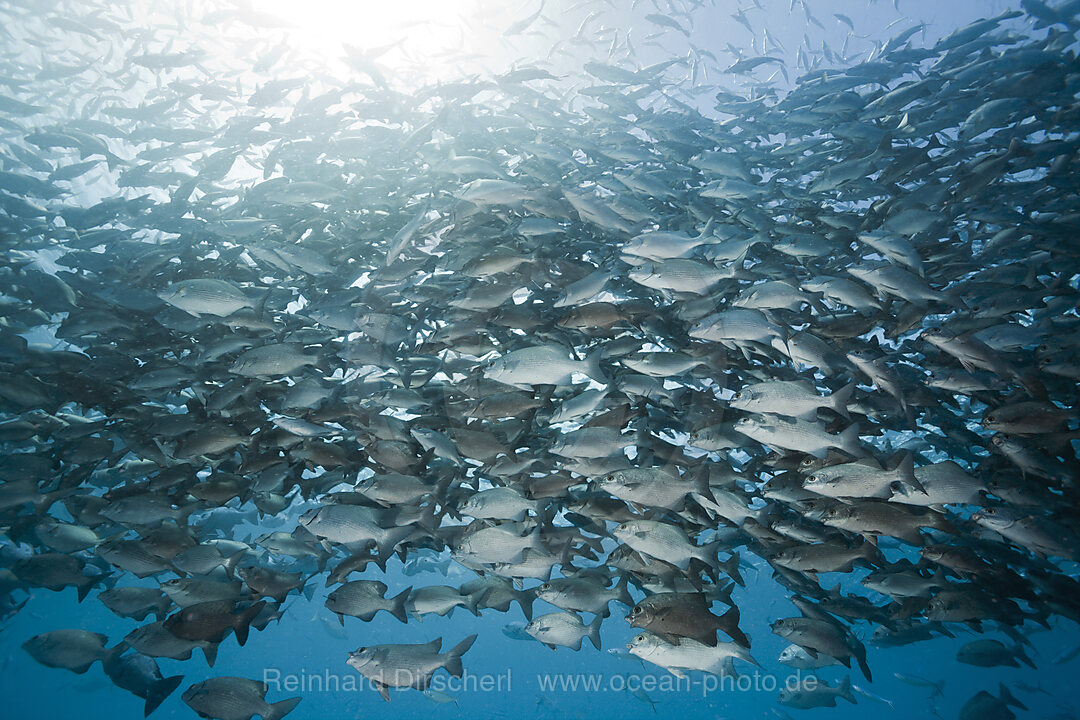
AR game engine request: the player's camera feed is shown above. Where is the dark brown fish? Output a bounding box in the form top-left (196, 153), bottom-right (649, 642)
top-left (627, 592), bottom-right (750, 648)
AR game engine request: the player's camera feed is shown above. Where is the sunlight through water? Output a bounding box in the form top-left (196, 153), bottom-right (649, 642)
top-left (241, 0), bottom-right (493, 84)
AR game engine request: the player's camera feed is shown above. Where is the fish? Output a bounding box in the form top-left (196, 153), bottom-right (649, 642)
top-left (407, 584), bottom-right (477, 619)
top-left (957, 639), bottom-right (1036, 669)
top-left (612, 520), bottom-right (723, 571)
top-left (325, 580), bottom-right (411, 624)
top-left (627, 592), bottom-right (749, 648)
top-left (729, 381), bottom-right (854, 421)
top-left (421, 688), bottom-right (458, 705)
top-left (157, 279), bottom-right (253, 318)
top-left (734, 415), bottom-right (864, 459)
top-left (893, 672), bottom-right (945, 697)
top-left (525, 611), bottom-right (603, 651)
top-left (483, 345), bottom-right (607, 388)
top-left (98, 587), bottom-right (173, 622)
top-left (535, 575), bottom-right (632, 618)
top-left (123, 622), bottom-right (220, 667)
top-left (771, 617), bottom-right (872, 681)
top-left (777, 675), bottom-right (856, 709)
top-left (162, 599), bottom-right (267, 646)
top-left (627, 631), bottom-right (759, 677)
top-left (181, 677), bottom-right (300, 720)
top-left (802, 454), bottom-right (924, 498)
top-left (102, 647), bottom-right (184, 717)
top-left (0, 1), bottom-right (1079, 718)
top-left (22, 629), bottom-right (110, 674)
top-left (958, 684), bottom-right (1027, 720)
top-left (346, 635), bottom-right (477, 701)
top-left (778, 644), bottom-right (841, 670)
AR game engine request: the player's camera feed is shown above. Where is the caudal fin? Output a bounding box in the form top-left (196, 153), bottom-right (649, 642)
top-left (838, 675), bottom-right (856, 704)
top-left (831, 382), bottom-right (855, 420)
top-left (613, 575), bottom-right (634, 609)
top-left (143, 675), bottom-right (183, 717)
top-left (222, 550), bottom-right (246, 580)
top-left (853, 642), bottom-right (872, 682)
top-left (733, 642), bottom-right (760, 668)
top-left (692, 538), bottom-right (723, 574)
top-left (999, 683), bottom-right (1026, 711)
top-left (718, 552), bottom-right (745, 587)
top-left (585, 351), bottom-right (608, 385)
top-left (443, 634), bottom-right (478, 677)
top-left (233, 600), bottom-right (267, 646)
top-left (587, 614), bottom-right (603, 651)
top-left (389, 587), bottom-right (412, 624)
top-left (516, 587), bottom-right (535, 622)
top-left (200, 641), bottom-right (218, 667)
top-left (839, 423), bottom-right (865, 457)
top-left (1014, 644), bottom-right (1036, 670)
top-left (892, 452), bottom-right (925, 494)
top-left (719, 605), bottom-right (751, 649)
top-left (265, 697), bottom-right (302, 720)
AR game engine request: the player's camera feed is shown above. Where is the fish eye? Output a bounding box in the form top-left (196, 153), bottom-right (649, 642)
top-left (985, 414), bottom-right (995, 422)
top-left (539, 583), bottom-right (551, 591)
top-left (634, 634), bottom-right (644, 642)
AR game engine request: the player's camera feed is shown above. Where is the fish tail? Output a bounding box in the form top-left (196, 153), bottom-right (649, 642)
top-left (233, 600), bottom-right (266, 646)
top-left (76, 575), bottom-right (98, 602)
top-left (734, 641), bottom-right (761, 668)
top-left (104, 150), bottom-right (123, 172)
top-left (719, 605), bottom-right (751, 648)
top-left (717, 551), bottom-right (745, 587)
top-left (587, 614), bottom-right (603, 651)
top-left (585, 351), bottom-right (608, 384)
top-left (265, 697), bottom-right (302, 720)
top-left (840, 422), bottom-right (864, 456)
top-left (36, 486), bottom-right (81, 515)
top-left (999, 683), bottom-right (1026, 711)
top-left (838, 675), bottom-right (856, 704)
top-left (389, 586), bottom-right (412, 624)
top-left (613, 574), bottom-right (634, 608)
top-left (853, 642), bottom-right (872, 682)
top-left (892, 451), bottom-right (925, 494)
top-left (144, 675), bottom-right (183, 717)
top-left (463, 589), bottom-right (481, 616)
top-left (1014, 644), bottom-right (1037, 669)
top-left (222, 549), bottom-right (246, 580)
top-left (516, 587), bottom-right (535, 622)
top-left (831, 381), bottom-right (855, 419)
top-left (201, 641), bottom-right (218, 667)
top-left (444, 634), bottom-right (478, 677)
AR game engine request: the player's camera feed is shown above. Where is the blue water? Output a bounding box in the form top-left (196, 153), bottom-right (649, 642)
top-left (4, 545), bottom-right (1078, 719)
top-left (2, 1), bottom-right (1079, 719)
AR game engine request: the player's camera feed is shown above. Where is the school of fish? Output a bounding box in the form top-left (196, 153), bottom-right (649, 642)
top-left (1, 0), bottom-right (1079, 718)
